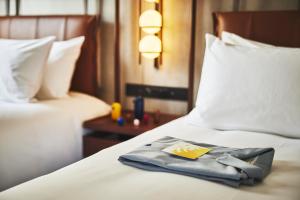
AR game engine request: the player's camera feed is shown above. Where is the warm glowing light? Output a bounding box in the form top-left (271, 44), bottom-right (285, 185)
top-left (145, 0), bottom-right (159, 3)
top-left (139, 10), bottom-right (162, 34)
top-left (139, 35), bottom-right (161, 59)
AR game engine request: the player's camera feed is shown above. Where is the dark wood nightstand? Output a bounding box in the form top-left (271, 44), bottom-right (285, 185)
top-left (83, 110), bottom-right (179, 157)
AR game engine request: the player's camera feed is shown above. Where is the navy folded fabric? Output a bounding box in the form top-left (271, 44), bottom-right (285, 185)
top-left (119, 136), bottom-right (274, 187)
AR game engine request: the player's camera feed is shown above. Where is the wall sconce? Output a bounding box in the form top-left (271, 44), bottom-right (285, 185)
top-left (139, 10), bottom-right (162, 34)
top-left (145, 0), bottom-right (160, 3)
top-left (139, 0), bottom-right (163, 68)
top-left (139, 35), bottom-right (162, 59)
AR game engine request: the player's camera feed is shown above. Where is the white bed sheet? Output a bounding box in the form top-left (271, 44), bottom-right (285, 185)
top-left (1, 116), bottom-right (299, 200)
top-left (0, 92), bottom-right (110, 191)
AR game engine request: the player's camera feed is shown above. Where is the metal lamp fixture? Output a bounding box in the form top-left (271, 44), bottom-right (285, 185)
top-left (145, 0), bottom-right (160, 3)
top-left (139, 35), bottom-right (162, 59)
top-left (139, 0), bottom-right (163, 67)
top-left (139, 9), bottom-right (162, 34)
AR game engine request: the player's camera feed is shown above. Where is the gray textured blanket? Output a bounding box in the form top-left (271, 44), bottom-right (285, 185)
top-left (119, 136), bottom-right (274, 187)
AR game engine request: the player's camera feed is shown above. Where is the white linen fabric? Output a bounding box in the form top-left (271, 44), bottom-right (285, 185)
top-left (1, 117), bottom-right (299, 200)
top-left (37, 37), bottom-right (85, 99)
top-left (221, 31), bottom-right (273, 48)
top-left (0, 37), bottom-right (55, 103)
top-left (187, 34), bottom-right (300, 138)
top-left (47, 92), bottom-right (111, 122)
top-left (0, 92), bottom-right (111, 191)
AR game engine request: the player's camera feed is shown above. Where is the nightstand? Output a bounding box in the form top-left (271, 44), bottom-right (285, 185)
top-left (83, 110), bottom-right (179, 157)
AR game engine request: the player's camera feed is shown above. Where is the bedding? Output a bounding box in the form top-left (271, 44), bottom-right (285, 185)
top-left (1, 117), bottom-right (299, 200)
top-left (221, 31), bottom-right (300, 51)
top-left (0, 37), bottom-right (55, 103)
top-left (0, 92), bottom-right (111, 191)
top-left (37, 37), bottom-right (85, 100)
top-left (187, 34), bottom-right (300, 138)
top-left (221, 31), bottom-right (273, 48)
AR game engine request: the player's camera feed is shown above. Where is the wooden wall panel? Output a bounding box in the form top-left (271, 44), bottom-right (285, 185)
top-left (120, 0), bottom-right (191, 114)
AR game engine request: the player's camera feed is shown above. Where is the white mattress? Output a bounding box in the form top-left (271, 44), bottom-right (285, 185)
top-left (1, 116), bottom-right (299, 200)
top-left (0, 92), bottom-right (111, 191)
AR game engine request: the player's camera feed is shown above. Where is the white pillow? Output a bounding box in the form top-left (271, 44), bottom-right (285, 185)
top-left (37, 36), bottom-right (85, 99)
top-left (221, 31), bottom-right (273, 48)
top-left (0, 37), bottom-right (55, 103)
top-left (188, 33), bottom-right (300, 138)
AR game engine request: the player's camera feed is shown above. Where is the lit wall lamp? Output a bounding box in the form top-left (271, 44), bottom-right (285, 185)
top-left (139, 10), bottom-right (162, 34)
top-left (145, 0), bottom-right (160, 3)
top-left (139, 35), bottom-right (162, 59)
top-left (138, 0), bottom-right (163, 68)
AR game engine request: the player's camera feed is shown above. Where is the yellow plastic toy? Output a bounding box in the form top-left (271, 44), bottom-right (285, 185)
top-left (111, 102), bottom-right (121, 121)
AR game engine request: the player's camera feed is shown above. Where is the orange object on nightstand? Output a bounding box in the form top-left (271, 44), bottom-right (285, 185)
top-left (111, 102), bottom-right (121, 121)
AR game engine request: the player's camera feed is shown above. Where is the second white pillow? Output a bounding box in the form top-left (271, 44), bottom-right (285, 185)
top-left (188, 33), bottom-right (300, 138)
top-left (221, 31), bottom-right (273, 48)
top-left (37, 36), bottom-right (85, 100)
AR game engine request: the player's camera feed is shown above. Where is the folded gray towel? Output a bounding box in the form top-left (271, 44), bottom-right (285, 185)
top-left (119, 136), bottom-right (274, 187)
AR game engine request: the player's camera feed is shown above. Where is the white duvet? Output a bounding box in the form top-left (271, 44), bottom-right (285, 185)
top-left (0, 92), bottom-right (110, 191)
top-left (1, 117), bottom-right (299, 200)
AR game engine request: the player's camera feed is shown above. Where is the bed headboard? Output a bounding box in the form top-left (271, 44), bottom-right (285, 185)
top-left (213, 11), bottom-right (300, 47)
top-left (0, 15), bottom-right (98, 96)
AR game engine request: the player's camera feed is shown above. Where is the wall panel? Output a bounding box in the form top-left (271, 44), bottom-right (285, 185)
top-left (0, 0), bottom-right (6, 15)
top-left (120, 0), bottom-right (191, 114)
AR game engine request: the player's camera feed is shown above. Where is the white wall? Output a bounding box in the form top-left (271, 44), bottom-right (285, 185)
top-left (0, 0), bottom-right (6, 15)
top-left (0, 0), bottom-right (97, 15)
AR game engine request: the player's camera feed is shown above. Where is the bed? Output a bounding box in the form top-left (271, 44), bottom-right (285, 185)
top-left (1, 117), bottom-right (299, 200)
top-left (0, 16), bottom-right (111, 191)
top-left (1, 11), bottom-right (300, 200)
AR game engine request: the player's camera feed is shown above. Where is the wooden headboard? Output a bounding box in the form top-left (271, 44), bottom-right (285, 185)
top-left (213, 11), bottom-right (300, 47)
top-left (0, 15), bottom-right (98, 96)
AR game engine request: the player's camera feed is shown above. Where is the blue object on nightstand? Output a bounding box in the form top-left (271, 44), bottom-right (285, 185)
top-left (117, 117), bottom-right (125, 126)
top-left (134, 96), bottom-right (144, 120)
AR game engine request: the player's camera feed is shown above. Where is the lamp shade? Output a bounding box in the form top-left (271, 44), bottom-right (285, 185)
top-left (139, 10), bottom-right (162, 34)
top-left (139, 35), bottom-right (161, 59)
top-left (145, 0), bottom-right (159, 2)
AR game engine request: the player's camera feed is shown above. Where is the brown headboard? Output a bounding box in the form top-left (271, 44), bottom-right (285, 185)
top-left (213, 11), bottom-right (300, 47)
top-left (0, 15), bottom-right (98, 96)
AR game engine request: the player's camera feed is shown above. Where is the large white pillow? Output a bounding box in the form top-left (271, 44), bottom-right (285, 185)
top-left (0, 37), bottom-right (55, 103)
top-left (37, 36), bottom-right (85, 100)
top-left (221, 31), bottom-right (273, 48)
top-left (188, 33), bottom-right (300, 138)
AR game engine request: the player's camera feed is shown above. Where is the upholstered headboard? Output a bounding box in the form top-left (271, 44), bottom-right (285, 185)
top-left (0, 15), bottom-right (98, 96)
top-left (213, 11), bottom-right (300, 47)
